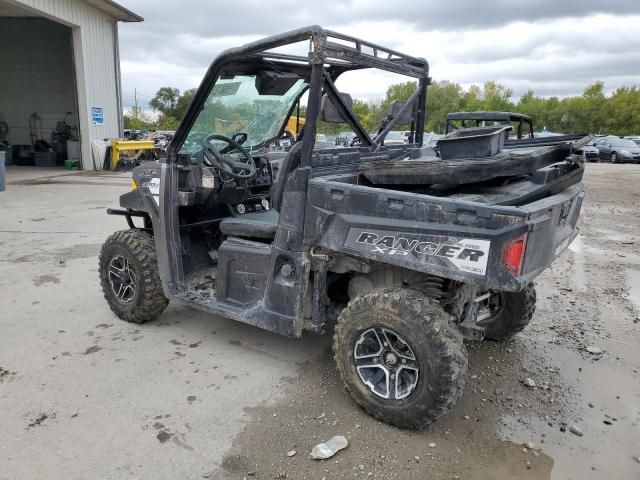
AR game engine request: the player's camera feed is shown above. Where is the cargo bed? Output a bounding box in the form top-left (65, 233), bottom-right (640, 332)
top-left (304, 136), bottom-right (586, 291)
top-left (358, 134), bottom-right (590, 187)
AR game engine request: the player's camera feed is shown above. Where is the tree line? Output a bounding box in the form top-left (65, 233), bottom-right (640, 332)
top-left (125, 81), bottom-right (640, 136)
top-left (341, 80), bottom-right (640, 136)
top-left (124, 86), bottom-right (196, 131)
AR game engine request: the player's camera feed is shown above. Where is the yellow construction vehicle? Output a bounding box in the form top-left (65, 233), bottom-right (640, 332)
top-left (108, 139), bottom-right (156, 171)
top-left (285, 116), bottom-right (305, 138)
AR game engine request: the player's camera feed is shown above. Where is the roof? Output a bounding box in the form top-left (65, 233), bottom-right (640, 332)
top-left (446, 111), bottom-right (532, 122)
top-left (216, 26), bottom-right (429, 78)
top-left (84, 0), bottom-right (143, 22)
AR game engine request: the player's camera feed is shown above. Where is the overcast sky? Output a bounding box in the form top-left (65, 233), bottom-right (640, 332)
top-left (118, 0), bottom-right (640, 109)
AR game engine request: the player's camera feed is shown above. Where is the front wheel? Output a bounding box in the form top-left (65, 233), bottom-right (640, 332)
top-left (333, 288), bottom-right (468, 429)
top-left (476, 284), bottom-right (536, 341)
top-left (611, 152), bottom-right (618, 163)
top-left (99, 229), bottom-right (168, 323)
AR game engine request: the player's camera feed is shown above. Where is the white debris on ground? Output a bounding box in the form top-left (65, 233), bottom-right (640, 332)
top-left (309, 436), bottom-right (349, 460)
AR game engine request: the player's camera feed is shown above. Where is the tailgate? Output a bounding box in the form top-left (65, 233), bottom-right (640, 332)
top-left (306, 176), bottom-right (583, 292)
top-left (519, 183), bottom-right (584, 282)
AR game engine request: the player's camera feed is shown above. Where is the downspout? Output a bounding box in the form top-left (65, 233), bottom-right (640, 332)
top-left (113, 20), bottom-right (123, 137)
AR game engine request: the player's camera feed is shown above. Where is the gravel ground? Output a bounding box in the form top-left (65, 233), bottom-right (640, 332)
top-left (221, 163), bottom-right (640, 480)
top-left (0, 164), bottom-right (639, 480)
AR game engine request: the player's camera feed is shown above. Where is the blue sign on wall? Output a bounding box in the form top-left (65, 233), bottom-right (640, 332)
top-left (91, 107), bottom-right (104, 125)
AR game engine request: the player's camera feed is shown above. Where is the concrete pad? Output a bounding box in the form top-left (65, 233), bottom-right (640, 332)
top-left (0, 169), bottom-right (324, 480)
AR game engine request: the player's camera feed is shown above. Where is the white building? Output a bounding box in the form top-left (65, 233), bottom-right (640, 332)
top-left (0, 0), bottom-right (141, 170)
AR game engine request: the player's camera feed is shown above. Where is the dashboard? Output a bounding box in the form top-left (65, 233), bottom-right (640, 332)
top-left (176, 153), bottom-right (274, 215)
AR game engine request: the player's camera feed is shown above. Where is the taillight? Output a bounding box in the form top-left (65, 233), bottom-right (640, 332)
top-left (503, 233), bottom-right (527, 276)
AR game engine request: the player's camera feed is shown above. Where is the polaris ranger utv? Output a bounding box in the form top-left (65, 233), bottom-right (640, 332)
top-left (99, 26), bottom-right (586, 429)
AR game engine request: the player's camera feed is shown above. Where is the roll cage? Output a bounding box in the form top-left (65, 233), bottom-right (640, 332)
top-left (167, 25), bottom-right (431, 167)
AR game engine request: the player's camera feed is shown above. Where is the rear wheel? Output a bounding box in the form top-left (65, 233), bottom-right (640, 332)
top-left (99, 229), bottom-right (168, 323)
top-left (334, 288), bottom-right (467, 429)
top-left (476, 284), bottom-right (536, 341)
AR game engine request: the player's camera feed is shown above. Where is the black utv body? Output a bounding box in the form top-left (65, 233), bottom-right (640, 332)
top-left (100, 26), bottom-right (586, 429)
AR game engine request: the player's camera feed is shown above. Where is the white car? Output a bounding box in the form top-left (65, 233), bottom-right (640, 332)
top-left (384, 131), bottom-right (406, 145)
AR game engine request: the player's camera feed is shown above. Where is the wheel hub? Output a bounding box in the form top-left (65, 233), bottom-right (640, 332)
top-left (108, 254), bottom-right (137, 304)
top-left (384, 352), bottom-right (398, 366)
top-left (354, 327), bottom-right (419, 400)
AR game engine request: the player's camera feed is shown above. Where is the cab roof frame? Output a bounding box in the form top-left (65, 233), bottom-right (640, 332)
top-left (169, 25), bottom-right (431, 165)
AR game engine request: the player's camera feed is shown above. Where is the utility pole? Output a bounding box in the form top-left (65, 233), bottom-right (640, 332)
top-left (134, 88), bottom-right (139, 119)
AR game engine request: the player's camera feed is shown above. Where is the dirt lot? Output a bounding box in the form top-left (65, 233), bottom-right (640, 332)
top-left (0, 164), bottom-right (639, 480)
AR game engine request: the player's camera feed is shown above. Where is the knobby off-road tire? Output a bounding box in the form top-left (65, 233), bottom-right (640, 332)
top-left (333, 288), bottom-right (468, 429)
top-left (99, 229), bottom-right (168, 323)
top-left (481, 284), bottom-right (536, 341)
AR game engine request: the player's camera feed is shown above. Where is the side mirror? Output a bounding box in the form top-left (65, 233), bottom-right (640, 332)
top-left (320, 93), bottom-right (353, 123)
top-left (388, 100), bottom-right (412, 124)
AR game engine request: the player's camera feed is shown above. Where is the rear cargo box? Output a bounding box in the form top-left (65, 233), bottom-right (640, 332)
top-left (438, 126), bottom-right (511, 160)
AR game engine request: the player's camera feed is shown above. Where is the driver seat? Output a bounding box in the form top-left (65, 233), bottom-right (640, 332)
top-left (218, 209), bottom-right (279, 240)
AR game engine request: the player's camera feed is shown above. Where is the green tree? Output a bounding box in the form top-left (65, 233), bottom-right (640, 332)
top-left (156, 115), bottom-right (179, 131)
top-left (149, 87), bottom-right (196, 129)
top-left (141, 79), bottom-right (640, 139)
top-left (149, 87), bottom-right (181, 117)
top-left (123, 106), bottom-right (152, 130)
top-left (385, 82), bottom-right (418, 102)
top-left (175, 88), bottom-right (197, 120)
top-left (352, 99), bottom-right (372, 132)
top-left (604, 86), bottom-right (640, 135)
top-left (461, 85), bottom-right (483, 112)
top-left (481, 81), bottom-right (514, 111)
top-left (426, 81), bottom-right (464, 132)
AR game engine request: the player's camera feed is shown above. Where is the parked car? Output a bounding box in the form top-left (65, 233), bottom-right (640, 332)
top-left (535, 129), bottom-right (564, 138)
top-left (335, 131), bottom-right (357, 147)
top-left (314, 137), bottom-right (334, 149)
top-left (595, 136), bottom-right (640, 163)
top-left (123, 129), bottom-right (148, 141)
top-left (423, 132), bottom-right (443, 148)
top-left (402, 131), bottom-right (414, 143)
top-left (384, 130), bottom-right (406, 145)
top-left (623, 136), bottom-right (640, 146)
top-left (582, 142), bottom-right (600, 162)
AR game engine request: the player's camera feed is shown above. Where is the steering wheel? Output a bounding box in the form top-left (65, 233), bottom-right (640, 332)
top-left (202, 134), bottom-right (256, 180)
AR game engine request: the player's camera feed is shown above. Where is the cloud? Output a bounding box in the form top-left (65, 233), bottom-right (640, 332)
top-left (123, 0), bottom-right (640, 36)
top-left (118, 1), bottom-right (640, 106)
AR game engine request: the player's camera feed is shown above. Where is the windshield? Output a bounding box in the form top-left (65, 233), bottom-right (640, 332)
top-left (612, 139), bottom-right (638, 148)
top-left (179, 74), bottom-right (308, 154)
